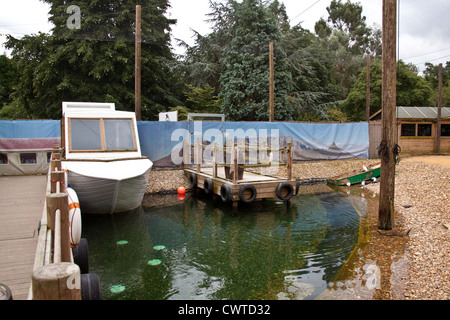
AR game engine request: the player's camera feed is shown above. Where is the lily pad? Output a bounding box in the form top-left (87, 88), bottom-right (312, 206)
top-left (153, 245), bottom-right (166, 251)
top-left (117, 240), bottom-right (128, 245)
top-left (110, 284), bottom-right (126, 294)
top-left (147, 259), bottom-right (162, 266)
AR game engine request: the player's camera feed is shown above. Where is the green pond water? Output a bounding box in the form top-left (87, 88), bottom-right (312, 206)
top-left (81, 189), bottom-right (366, 300)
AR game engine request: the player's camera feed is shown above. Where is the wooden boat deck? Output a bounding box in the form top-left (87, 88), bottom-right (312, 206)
top-left (0, 175), bottom-right (47, 300)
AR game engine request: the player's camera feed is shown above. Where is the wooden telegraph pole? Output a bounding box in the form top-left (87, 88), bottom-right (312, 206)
top-left (135, 5), bottom-right (142, 121)
top-left (436, 63), bottom-right (443, 153)
top-left (378, 0), bottom-right (397, 231)
top-left (366, 54), bottom-right (371, 121)
top-left (269, 42), bottom-right (275, 122)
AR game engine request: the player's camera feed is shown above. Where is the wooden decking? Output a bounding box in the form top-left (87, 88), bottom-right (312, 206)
top-left (0, 175), bottom-right (47, 300)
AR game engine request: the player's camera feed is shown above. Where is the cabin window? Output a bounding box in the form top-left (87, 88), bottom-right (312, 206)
top-left (70, 119), bottom-right (102, 151)
top-left (400, 124), bottom-right (416, 137)
top-left (442, 124), bottom-right (450, 137)
top-left (69, 118), bottom-right (137, 153)
top-left (104, 119), bottom-right (136, 151)
top-left (0, 153), bottom-right (8, 164)
top-left (20, 153), bottom-right (37, 164)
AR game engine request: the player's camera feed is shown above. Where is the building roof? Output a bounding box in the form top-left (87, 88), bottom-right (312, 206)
top-left (397, 106), bottom-right (450, 119)
top-left (370, 106), bottom-right (450, 120)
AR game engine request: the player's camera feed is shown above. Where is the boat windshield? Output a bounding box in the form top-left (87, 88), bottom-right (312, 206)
top-left (69, 118), bottom-right (137, 153)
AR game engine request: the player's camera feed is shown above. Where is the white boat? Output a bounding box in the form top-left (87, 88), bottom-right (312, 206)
top-left (61, 102), bottom-right (153, 214)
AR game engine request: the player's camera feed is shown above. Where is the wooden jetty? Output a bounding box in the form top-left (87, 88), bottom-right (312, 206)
top-left (0, 175), bottom-right (47, 300)
top-left (183, 140), bottom-right (297, 207)
top-left (0, 146), bottom-right (96, 300)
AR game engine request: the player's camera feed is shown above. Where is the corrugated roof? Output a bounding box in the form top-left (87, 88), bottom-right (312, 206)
top-left (396, 106), bottom-right (450, 119)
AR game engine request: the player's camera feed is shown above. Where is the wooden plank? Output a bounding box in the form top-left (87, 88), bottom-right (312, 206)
top-left (0, 175), bottom-right (47, 300)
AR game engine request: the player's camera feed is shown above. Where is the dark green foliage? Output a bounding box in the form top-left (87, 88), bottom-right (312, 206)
top-left (342, 60), bottom-right (434, 121)
top-left (5, 0), bottom-right (181, 120)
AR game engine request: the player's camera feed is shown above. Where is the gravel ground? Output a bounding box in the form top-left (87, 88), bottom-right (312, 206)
top-left (365, 156), bottom-right (450, 300)
top-left (145, 155), bottom-right (450, 300)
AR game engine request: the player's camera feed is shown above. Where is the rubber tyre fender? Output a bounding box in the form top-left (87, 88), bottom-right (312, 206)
top-left (189, 173), bottom-right (197, 189)
top-left (220, 183), bottom-right (233, 203)
top-left (276, 182), bottom-right (294, 201)
top-left (238, 184), bottom-right (257, 203)
top-left (81, 273), bottom-right (102, 300)
top-left (72, 238), bottom-right (89, 274)
top-left (203, 178), bottom-right (214, 196)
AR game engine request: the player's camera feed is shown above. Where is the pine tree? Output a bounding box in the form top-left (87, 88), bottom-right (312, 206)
top-left (218, 0), bottom-right (293, 121)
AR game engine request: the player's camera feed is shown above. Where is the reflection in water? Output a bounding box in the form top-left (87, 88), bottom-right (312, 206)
top-left (82, 190), bottom-right (364, 300)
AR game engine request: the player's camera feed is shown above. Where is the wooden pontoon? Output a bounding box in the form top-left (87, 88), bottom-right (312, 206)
top-left (183, 139), bottom-right (297, 207)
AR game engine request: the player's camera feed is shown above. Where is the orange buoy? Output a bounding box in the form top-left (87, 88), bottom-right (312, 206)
top-left (177, 186), bottom-right (186, 195)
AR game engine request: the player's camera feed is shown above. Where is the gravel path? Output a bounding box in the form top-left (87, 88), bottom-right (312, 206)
top-left (349, 155), bottom-right (449, 300)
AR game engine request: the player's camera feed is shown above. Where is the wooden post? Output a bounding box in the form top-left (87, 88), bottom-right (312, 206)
top-left (233, 144), bottom-right (238, 184)
top-left (378, 0), bottom-right (397, 231)
top-left (287, 143), bottom-right (292, 180)
top-left (195, 139), bottom-right (202, 173)
top-left (212, 142), bottom-right (218, 178)
top-left (436, 63), bottom-right (442, 153)
top-left (50, 171), bottom-right (65, 193)
top-left (46, 192), bottom-right (71, 263)
top-left (135, 4), bottom-right (142, 121)
top-left (366, 54), bottom-right (371, 121)
top-left (32, 263), bottom-right (81, 300)
top-left (183, 139), bottom-right (189, 169)
top-left (269, 42), bottom-right (275, 122)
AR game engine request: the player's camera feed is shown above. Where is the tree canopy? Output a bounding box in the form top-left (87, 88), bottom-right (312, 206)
top-left (1, 0), bottom-right (447, 121)
top-left (3, 0), bottom-right (181, 120)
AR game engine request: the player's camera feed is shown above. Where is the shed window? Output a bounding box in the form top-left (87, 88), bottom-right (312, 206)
top-left (0, 153), bottom-right (8, 164)
top-left (401, 124), bottom-right (416, 137)
top-left (417, 124), bottom-right (432, 137)
top-left (442, 124), bottom-right (450, 137)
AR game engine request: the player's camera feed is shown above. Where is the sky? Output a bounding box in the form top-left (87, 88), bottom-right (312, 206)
top-left (1, 0), bottom-right (449, 73)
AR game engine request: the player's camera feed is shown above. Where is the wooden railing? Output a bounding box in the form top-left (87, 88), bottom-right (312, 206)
top-left (29, 145), bottom-right (81, 300)
top-left (183, 139), bottom-right (293, 184)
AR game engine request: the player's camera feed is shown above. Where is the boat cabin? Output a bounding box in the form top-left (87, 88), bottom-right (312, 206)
top-left (62, 102), bottom-right (143, 160)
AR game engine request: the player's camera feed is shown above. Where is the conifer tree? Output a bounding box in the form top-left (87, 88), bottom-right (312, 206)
top-left (218, 0), bottom-right (293, 121)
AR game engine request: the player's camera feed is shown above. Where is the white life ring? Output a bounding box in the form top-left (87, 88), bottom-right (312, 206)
top-left (67, 187), bottom-right (82, 248)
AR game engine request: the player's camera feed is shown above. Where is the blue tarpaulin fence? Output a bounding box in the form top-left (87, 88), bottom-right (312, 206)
top-left (0, 120), bottom-right (369, 169)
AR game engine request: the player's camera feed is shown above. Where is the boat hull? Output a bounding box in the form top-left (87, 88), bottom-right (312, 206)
top-left (63, 159), bottom-right (152, 214)
top-left (327, 165), bottom-right (381, 186)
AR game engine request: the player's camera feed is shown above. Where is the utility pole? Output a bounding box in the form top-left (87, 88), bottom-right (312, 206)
top-left (135, 5), bottom-right (142, 121)
top-left (366, 54), bottom-right (371, 121)
top-left (269, 42), bottom-right (275, 122)
top-left (378, 0), bottom-right (397, 231)
top-left (436, 63), bottom-right (443, 153)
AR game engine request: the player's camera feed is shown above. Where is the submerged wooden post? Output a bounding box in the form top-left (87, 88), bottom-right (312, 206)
top-left (378, 0), bottom-right (397, 231)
